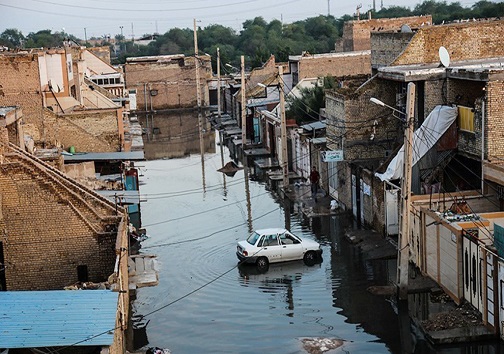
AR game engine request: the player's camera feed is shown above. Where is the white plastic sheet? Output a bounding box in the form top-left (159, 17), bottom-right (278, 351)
top-left (375, 105), bottom-right (458, 182)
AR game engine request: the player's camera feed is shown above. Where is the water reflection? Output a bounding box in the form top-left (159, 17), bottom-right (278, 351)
top-left (138, 112), bottom-right (215, 160)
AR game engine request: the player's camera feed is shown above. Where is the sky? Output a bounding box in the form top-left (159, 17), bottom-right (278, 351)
top-left (0, 0), bottom-right (483, 40)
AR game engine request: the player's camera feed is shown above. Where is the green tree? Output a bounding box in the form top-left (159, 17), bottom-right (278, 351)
top-left (0, 28), bottom-right (25, 48)
top-left (286, 77), bottom-right (337, 124)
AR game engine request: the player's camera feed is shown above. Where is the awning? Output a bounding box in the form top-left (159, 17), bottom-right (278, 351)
top-left (375, 105), bottom-right (458, 182)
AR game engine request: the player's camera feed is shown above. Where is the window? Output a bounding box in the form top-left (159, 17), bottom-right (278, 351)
top-left (458, 106), bottom-right (475, 133)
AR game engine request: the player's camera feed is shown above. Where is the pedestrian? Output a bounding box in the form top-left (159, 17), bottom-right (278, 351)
top-left (309, 166), bottom-right (320, 202)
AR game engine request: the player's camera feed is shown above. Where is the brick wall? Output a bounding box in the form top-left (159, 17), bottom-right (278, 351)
top-left (393, 20), bottom-right (504, 66)
top-left (298, 52), bottom-right (371, 81)
top-left (326, 78), bottom-right (402, 209)
top-left (0, 157), bottom-right (121, 290)
top-left (486, 80), bottom-right (504, 160)
top-left (124, 56), bottom-right (213, 110)
top-left (0, 54), bottom-right (45, 138)
top-left (340, 16), bottom-right (432, 52)
top-left (371, 32), bottom-right (415, 69)
top-left (43, 108), bottom-right (121, 152)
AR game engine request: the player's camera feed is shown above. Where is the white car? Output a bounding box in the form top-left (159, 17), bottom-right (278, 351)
top-left (236, 228), bottom-right (322, 268)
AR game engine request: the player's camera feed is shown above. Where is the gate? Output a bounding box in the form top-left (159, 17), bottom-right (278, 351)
top-left (463, 231), bottom-right (483, 312)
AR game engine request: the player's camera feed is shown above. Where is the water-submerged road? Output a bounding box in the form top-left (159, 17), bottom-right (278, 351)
top-left (131, 131), bottom-right (503, 353)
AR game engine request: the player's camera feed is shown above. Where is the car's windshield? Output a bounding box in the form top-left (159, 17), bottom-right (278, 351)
top-left (246, 232), bottom-right (261, 245)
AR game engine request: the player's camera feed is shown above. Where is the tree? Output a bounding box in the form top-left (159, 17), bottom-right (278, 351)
top-left (286, 77), bottom-right (337, 124)
top-left (0, 29), bottom-right (25, 48)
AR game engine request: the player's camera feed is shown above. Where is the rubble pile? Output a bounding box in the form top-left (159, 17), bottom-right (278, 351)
top-left (421, 302), bottom-right (483, 331)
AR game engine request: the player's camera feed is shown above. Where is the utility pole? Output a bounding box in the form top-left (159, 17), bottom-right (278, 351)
top-left (217, 47), bottom-right (221, 119)
top-left (327, 0), bottom-right (330, 16)
top-left (84, 28), bottom-right (87, 45)
top-left (193, 19), bottom-right (202, 110)
top-left (279, 65), bottom-right (289, 191)
top-left (241, 55), bottom-right (246, 149)
top-left (194, 18), bottom-right (206, 192)
top-left (398, 82), bottom-right (416, 300)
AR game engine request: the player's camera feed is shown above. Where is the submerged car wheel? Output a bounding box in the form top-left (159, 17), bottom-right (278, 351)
top-left (256, 256), bottom-right (269, 270)
top-left (303, 251), bottom-right (317, 266)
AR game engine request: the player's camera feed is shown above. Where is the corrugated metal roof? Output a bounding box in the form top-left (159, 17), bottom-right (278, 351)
top-left (300, 120), bottom-right (326, 131)
top-left (63, 151), bottom-right (144, 161)
top-left (0, 290), bottom-right (118, 348)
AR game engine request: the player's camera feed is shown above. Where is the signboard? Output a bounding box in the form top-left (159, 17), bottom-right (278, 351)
top-left (321, 150), bottom-right (343, 162)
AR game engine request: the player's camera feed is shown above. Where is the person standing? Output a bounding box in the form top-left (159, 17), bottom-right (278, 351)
top-left (309, 166), bottom-right (320, 202)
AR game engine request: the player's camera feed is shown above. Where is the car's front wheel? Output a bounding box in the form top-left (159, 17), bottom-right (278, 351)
top-left (303, 251), bottom-right (317, 265)
top-left (256, 256), bottom-right (269, 270)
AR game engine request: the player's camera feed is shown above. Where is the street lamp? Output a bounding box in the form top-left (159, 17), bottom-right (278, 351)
top-left (369, 97), bottom-right (405, 119)
top-left (370, 82), bottom-right (416, 300)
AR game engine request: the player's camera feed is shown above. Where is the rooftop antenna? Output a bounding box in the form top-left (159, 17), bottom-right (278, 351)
top-left (439, 46), bottom-right (450, 67)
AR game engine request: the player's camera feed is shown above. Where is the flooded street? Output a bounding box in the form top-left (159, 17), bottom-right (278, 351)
top-left (131, 123), bottom-right (403, 353)
top-left (130, 115), bottom-right (502, 353)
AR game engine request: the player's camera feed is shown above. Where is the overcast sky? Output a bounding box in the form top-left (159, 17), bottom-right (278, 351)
top-left (0, 0), bottom-right (483, 39)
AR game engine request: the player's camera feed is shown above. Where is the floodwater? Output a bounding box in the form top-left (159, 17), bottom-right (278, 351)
top-left (130, 114), bottom-right (503, 353)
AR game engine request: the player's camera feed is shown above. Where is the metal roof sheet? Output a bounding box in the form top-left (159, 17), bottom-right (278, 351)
top-left (0, 290), bottom-right (118, 348)
top-left (63, 151), bottom-right (145, 161)
top-left (300, 120), bottom-right (326, 131)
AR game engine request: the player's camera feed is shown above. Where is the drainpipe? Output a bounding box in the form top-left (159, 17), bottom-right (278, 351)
top-left (481, 100), bottom-right (485, 193)
top-left (144, 83), bottom-right (147, 112)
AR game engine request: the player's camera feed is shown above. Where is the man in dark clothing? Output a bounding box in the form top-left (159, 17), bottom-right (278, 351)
top-left (309, 166), bottom-right (320, 202)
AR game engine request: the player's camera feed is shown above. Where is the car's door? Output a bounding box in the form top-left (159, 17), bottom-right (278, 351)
top-left (261, 233), bottom-right (282, 262)
top-left (279, 231), bottom-right (303, 261)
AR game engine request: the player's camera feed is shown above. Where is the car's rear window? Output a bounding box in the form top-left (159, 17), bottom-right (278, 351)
top-left (246, 232), bottom-right (261, 245)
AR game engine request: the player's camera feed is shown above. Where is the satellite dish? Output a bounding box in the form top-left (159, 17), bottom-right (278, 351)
top-left (439, 46), bottom-right (450, 67)
top-left (400, 24), bottom-right (412, 33)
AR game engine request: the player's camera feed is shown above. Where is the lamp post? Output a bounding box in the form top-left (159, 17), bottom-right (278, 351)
top-left (370, 82), bottom-right (416, 300)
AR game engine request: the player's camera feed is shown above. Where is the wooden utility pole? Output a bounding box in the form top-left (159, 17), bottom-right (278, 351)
top-left (194, 18), bottom-right (206, 192)
top-left (193, 19), bottom-right (202, 109)
top-left (241, 55), bottom-right (246, 149)
top-left (279, 65), bottom-right (289, 191)
top-left (398, 82), bottom-right (416, 300)
top-left (217, 48), bottom-right (221, 118)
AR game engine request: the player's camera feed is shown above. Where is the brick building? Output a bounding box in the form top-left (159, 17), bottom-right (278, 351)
top-left (0, 118), bottom-right (130, 351)
top-left (0, 49), bottom-right (126, 153)
top-left (289, 51), bottom-right (371, 86)
top-left (124, 54), bottom-right (213, 111)
top-left (335, 15), bottom-right (432, 52)
top-left (325, 19), bottom-right (504, 234)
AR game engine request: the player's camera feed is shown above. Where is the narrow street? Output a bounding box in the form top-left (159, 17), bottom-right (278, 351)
top-left (129, 124), bottom-right (401, 353)
top-left (129, 116), bottom-right (504, 353)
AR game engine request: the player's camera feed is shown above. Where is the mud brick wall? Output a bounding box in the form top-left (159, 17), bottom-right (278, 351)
top-left (393, 20), bottom-right (504, 66)
top-left (340, 16), bottom-right (432, 52)
top-left (43, 108), bottom-right (121, 152)
top-left (297, 52), bottom-right (371, 81)
top-left (124, 56), bottom-right (212, 110)
top-left (0, 54), bottom-right (45, 139)
top-left (0, 163), bottom-right (117, 290)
